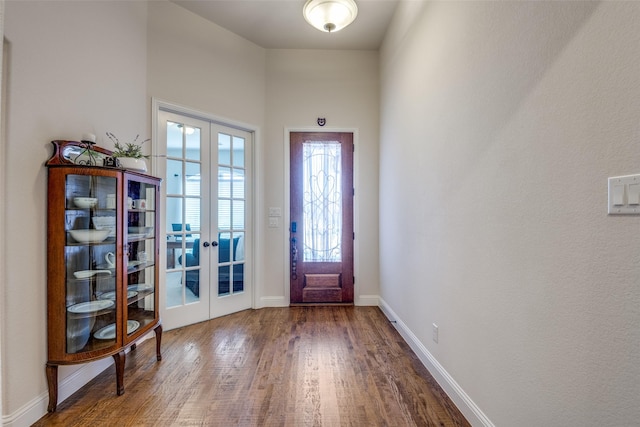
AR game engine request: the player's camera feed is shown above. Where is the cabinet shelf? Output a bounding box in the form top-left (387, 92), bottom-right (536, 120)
top-left (66, 305), bottom-right (116, 320)
top-left (65, 239), bottom-right (116, 247)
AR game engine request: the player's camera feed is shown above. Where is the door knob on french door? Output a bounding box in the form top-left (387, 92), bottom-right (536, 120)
top-left (203, 241), bottom-right (210, 247)
top-left (211, 241), bottom-right (218, 247)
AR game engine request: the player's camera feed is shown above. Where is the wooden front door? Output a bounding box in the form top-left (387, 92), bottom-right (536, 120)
top-left (290, 132), bottom-right (354, 304)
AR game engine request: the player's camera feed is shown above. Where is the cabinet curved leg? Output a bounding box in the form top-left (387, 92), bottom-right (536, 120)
top-left (154, 323), bottom-right (163, 361)
top-left (112, 351), bottom-right (126, 396)
top-left (46, 363), bottom-right (58, 412)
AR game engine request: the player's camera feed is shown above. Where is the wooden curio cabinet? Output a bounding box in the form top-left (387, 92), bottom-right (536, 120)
top-left (45, 140), bottom-right (162, 412)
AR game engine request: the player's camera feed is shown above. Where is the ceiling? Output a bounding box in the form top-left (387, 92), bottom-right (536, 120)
top-left (170, 0), bottom-right (399, 50)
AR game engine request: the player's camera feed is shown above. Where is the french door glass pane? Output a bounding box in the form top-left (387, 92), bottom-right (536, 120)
top-left (165, 271), bottom-right (182, 308)
top-left (165, 197), bottom-right (182, 234)
top-left (185, 127), bottom-right (201, 161)
top-left (233, 136), bottom-right (245, 167)
top-left (232, 200), bottom-right (245, 229)
top-left (218, 167), bottom-right (231, 198)
top-left (232, 168), bottom-right (244, 198)
top-left (218, 133), bottom-right (231, 164)
top-left (218, 266), bottom-right (230, 296)
top-left (234, 232), bottom-right (245, 261)
top-left (302, 141), bottom-right (342, 262)
top-left (167, 122), bottom-right (182, 157)
top-left (218, 200), bottom-right (231, 229)
top-left (185, 162), bottom-right (200, 196)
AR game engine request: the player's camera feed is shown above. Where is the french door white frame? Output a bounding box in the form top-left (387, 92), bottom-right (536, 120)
top-left (152, 98), bottom-right (259, 329)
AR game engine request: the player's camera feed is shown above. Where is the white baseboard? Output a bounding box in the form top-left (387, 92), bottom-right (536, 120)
top-left (258, 295), bottom-right (289, 307)
top-left (2, 358), bottom-right (113, 427)
top-left (379, 298), bottom-right (495, 427)
top-left (3, 333), bottom-right (153, 427)
top-left (355, 294), bottom-right (379, 306)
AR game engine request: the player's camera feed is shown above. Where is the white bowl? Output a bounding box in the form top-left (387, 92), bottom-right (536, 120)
top-left (67, 317), bottom-right (92, 353)
top-left (92, 216), bottom-right (116, 237)
top-left (73, 197), bottom-right (98, 209)
top-left (69, 229), bottom-right (110, 243)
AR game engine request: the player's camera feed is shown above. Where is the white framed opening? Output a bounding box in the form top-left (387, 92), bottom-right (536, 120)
top-left (152, 99), bottom-right (257, 330)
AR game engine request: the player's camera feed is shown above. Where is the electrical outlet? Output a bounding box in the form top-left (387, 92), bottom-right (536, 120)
top-left (432, 323), bottom-right (439, 343)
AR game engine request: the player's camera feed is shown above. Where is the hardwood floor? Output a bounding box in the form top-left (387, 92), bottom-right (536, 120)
top-left (34, 306), bottom-right (470, 426)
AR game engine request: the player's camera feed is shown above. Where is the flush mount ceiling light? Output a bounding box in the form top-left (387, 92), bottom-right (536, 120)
top-left (303, 0), bottom-right (358, 33)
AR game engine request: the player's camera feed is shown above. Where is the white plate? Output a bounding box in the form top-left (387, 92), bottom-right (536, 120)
top-left (98, 290), bottom-right (138, 300)
top-left (94, 320), bottom-right (140, 340)
top-left (128, 260), bottom-right (143, 268)
top-left (128, 284), bottom-right (153, 292)
top-left (128, 233), bottom-right (146, 240)
top-left (73, 270), bottom-right (111, 279)
top-left (68, 299), bottom-right (114, 314)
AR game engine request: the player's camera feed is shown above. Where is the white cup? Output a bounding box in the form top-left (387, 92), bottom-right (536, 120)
top-left (106, 194), bottom-right (116, 209)
top-left (133, 199), bottom-right (147, 209)
top-left (105, 252), bottom-right (116, 268)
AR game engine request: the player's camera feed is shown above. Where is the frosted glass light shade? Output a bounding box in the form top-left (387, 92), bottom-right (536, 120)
top-left (303, 0), bottom-right (358, 33)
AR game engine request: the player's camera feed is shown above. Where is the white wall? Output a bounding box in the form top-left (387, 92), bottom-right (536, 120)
top-left (0, 0), bottom-right (5, 420)
top-left (2, 1), bottom-right (148, 424)
top-left (146, 1), bottom-right (265, 128)
top-left (264, 49), bottom-right (380, 306)
top-left (379, 1), bottom-right (640, 425)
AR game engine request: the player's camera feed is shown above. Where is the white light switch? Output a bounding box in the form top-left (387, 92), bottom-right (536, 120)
top-left (612, 185), bottom-right (625, 206)
top-left (268, 217), bottom-right (279, 228)
top-left (268, 207), bottom-right (282, 217)
top-left (608, 174), bottom-right (640, 214)
top-left (628, 184), bottom-right (640, 205)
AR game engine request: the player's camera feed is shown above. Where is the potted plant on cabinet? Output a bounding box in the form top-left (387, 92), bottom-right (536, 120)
top-left (106, 132), bottom-right (150, 172)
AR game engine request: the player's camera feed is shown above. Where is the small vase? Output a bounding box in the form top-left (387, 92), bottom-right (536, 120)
top-left (117, 157), bottom-right (147, 172)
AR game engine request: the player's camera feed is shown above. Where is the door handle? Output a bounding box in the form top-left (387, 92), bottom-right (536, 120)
top-left (211, 241), bottom-right (218, 247)
top-left (203, 241), bottom-right (210, 247)
top-left (290, 237), bottom-right (298, 280)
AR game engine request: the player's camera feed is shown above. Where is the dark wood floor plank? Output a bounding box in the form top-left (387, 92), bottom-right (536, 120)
top-left (34, 306), bottom-right (470, 427)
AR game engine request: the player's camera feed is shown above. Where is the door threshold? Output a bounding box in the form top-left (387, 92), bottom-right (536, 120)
top-left (289, 302), bottom-right (354, 307)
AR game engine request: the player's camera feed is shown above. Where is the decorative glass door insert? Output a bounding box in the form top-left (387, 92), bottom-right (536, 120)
top-left (302, 141), bottom-right (342, 263)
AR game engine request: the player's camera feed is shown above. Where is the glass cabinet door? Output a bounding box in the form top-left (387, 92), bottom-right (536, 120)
top-left (124, 175), bottom-right (158, 340)
top-left (64, 173), bottom-right (118, 354)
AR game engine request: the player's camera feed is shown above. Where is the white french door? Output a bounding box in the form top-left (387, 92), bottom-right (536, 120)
top-left (157, 109), bottom-right (252, 330)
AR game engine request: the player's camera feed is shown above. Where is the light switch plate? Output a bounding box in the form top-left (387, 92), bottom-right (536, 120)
top-left (608, 174), bottom-right (640, 214)
top-left (268, 207), bottom-right (282, 217)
